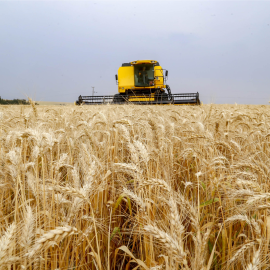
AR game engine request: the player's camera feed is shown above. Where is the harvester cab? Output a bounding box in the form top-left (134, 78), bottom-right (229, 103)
top-left (76, 60), bottom-right (200, 105)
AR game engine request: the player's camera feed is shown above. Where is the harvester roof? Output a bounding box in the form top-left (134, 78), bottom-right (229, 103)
top-left (130, 60), bottom-right (158, 65)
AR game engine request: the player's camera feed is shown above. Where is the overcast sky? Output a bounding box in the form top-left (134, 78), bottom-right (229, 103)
top-left (0, 0), bottom-right (270, 104)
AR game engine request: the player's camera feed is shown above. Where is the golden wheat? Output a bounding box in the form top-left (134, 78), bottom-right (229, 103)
top-left (0, 103), bottom-right (269, 269)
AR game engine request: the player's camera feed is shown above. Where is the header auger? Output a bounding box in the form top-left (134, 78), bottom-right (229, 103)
top-left (76, 60), bottom-right (200, 105)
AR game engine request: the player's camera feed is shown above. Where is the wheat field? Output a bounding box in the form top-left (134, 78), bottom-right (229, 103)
top-left (0, 103), bottom-right (270, 270)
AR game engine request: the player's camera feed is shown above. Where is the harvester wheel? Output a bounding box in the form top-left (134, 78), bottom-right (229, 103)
top-left (161, 93), bottom-right (169, 101)
top-left (155, 92), bottom-right (168, 102)
top-left (113, 94), bottom-right (125, 104)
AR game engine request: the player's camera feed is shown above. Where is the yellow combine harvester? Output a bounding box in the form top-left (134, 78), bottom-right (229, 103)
top-left (76, 60), bottom-right (200, 105)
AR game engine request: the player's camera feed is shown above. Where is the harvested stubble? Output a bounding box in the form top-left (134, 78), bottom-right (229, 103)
top-left (0, 103), bottom-right (270, 269)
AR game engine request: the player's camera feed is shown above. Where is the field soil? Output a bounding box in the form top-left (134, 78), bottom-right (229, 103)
top-left (0, 104), bottom-right (269, 270)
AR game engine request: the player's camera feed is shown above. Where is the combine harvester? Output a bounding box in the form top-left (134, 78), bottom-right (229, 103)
top-left (76, 60), bottom-right (200, 105)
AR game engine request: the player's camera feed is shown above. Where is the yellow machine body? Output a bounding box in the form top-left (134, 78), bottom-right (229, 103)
top-left (117, 60), bottom-right (166, 101)
top-left (117, 66), bottom-right (134, 93)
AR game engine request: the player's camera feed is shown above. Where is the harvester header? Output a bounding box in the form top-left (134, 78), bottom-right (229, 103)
top-left (76, 60), bottom-right (200, 105)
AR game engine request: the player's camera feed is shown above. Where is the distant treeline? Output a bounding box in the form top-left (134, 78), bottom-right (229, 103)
top-left (0, 97), bottom-right (30, 105)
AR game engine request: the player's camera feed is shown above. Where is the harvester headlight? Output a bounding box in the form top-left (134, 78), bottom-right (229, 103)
top-left (122, 87), bottom-right (124, 89)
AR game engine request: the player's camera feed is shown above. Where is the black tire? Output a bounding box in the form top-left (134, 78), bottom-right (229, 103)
top-left (113, 94), bottom-right (125, 104)
top-left (155, 92), bottom-right (168, 102)
top-left (161, 93), bottom-right (168, 101)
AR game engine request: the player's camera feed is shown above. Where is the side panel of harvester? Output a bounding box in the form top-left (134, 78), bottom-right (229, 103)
top-left (154, 66), bottom-right (165, 89)
top-left (118, 66), bottom-right (134, 94)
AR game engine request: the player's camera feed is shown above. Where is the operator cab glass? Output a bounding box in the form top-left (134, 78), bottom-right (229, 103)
top-left (134, 64), bottom-right (154, 87)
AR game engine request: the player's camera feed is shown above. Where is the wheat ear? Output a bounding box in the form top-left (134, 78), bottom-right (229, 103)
top-left (27, 226), bottom-right (77, 257)
top-left (144, 224), bottom-right (187, 265)
top-left (122, 187), bottom-right (146, 210)
top-left (28, 98), bottom-right (38, 118)
top-left (139, 178), bottom-right (171, 193)
top-left (52, 185), bottom-right (85, 199)
top-left (245, 248), bottom-right (261, 270)
top-left (0, 223), bottom-right (16, 264)
top-left (21, 205), bottom-right (35, 249)
top-left (230, 242), bottom-right (255, 265)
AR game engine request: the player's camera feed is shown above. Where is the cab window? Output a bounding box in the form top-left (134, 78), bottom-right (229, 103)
top-left (134, 64), bottom-right (154, 87)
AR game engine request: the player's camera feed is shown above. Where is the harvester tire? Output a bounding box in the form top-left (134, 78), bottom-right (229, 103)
top-left (155, 92), bottom-right (169, 102)
top-left (113, 94), bottom-right (125, 104)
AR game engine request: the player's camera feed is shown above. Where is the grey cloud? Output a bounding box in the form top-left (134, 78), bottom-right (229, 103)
top-left (0, 1), bottom-right (269, 104)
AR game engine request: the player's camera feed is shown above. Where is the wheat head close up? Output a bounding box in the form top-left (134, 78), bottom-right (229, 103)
top-left (0, 103), bottom-right (270, 270)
